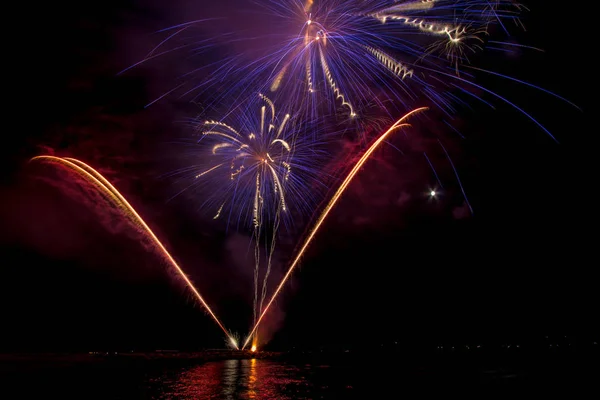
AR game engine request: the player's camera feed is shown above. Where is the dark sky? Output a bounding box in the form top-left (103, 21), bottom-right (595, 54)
top-left (1, 1), bottom-right (594, 352)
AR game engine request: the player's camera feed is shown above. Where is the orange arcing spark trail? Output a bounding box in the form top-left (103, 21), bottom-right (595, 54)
top-left (242, 107), bottom-right (428, 349)
top-left (30, 156), bottom-right (237, 348)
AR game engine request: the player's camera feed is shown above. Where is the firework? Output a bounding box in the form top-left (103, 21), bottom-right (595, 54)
top-left (242, 107), bottom-right (428, 349)
top-left (174, 93), bottom-right (327, 226)
top-left (113, 1), bottom-right (578, 348)
top-left (125, 1), bottom-right (575, 141)
top-left (172, 93), bottom-right (328, 344)
top-left (125, 2), bottom-right (516, 112)
top-left (226, 332), bottom-right (241, 349)
top-left (255, 0), bottom-right (520, 119)
top-left (30, 156), bottom-right (237, 347)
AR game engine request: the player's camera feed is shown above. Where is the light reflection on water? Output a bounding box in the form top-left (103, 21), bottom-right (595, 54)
top-left (4, 354), bottom-right (585, 399)
top-left (148, 359), bottom-right (315, 399)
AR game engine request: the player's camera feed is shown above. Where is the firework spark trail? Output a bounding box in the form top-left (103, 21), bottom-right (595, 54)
top-left (319, 47), bottom-right (356, 117)
top-left (258, 205), bottom-right (282, 319)
top-left (437, 139), bottom-right (473, 215)
top-left (30, 156), bottom-right (238, 348)
top-left (424, 151), bottom-right (444, 189)
top-left (242, 107), bottom-right (428, 349)
top-left (370, 11), bottom-right (466, 42)
top-left (364, 46), bottom-right (414, 80)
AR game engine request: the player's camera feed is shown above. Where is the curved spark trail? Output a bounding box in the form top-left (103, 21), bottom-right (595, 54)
top-left (242, 107), bottom-right (428, 349)
top-left (30, 156), bottom-right (237, 348)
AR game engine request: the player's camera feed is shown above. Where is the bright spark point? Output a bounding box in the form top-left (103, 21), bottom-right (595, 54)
top-left (430, 190), bottom-right (436, 197)
top-left (251, 345), bottom-right (257, 352)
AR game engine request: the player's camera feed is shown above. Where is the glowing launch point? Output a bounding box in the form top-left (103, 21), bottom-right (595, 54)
top-left (251, 345), bottom-right (257, 352)
top-left (430, 190), bottom-right (436, 197)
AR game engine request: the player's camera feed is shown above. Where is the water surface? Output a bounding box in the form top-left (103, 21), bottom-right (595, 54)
top-left (2, 352), bottom-right (597, 399)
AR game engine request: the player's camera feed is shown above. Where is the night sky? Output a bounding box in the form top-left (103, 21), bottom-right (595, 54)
top-left (2, 1), bottom-right (594, 352)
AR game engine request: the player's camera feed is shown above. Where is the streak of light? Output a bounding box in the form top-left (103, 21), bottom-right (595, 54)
top-left (437, 140), bottom-right (473, 215)
top-left (241, 107), bottom-right (428, 349)
top-left (30, 155), bottom-right (237, 348)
